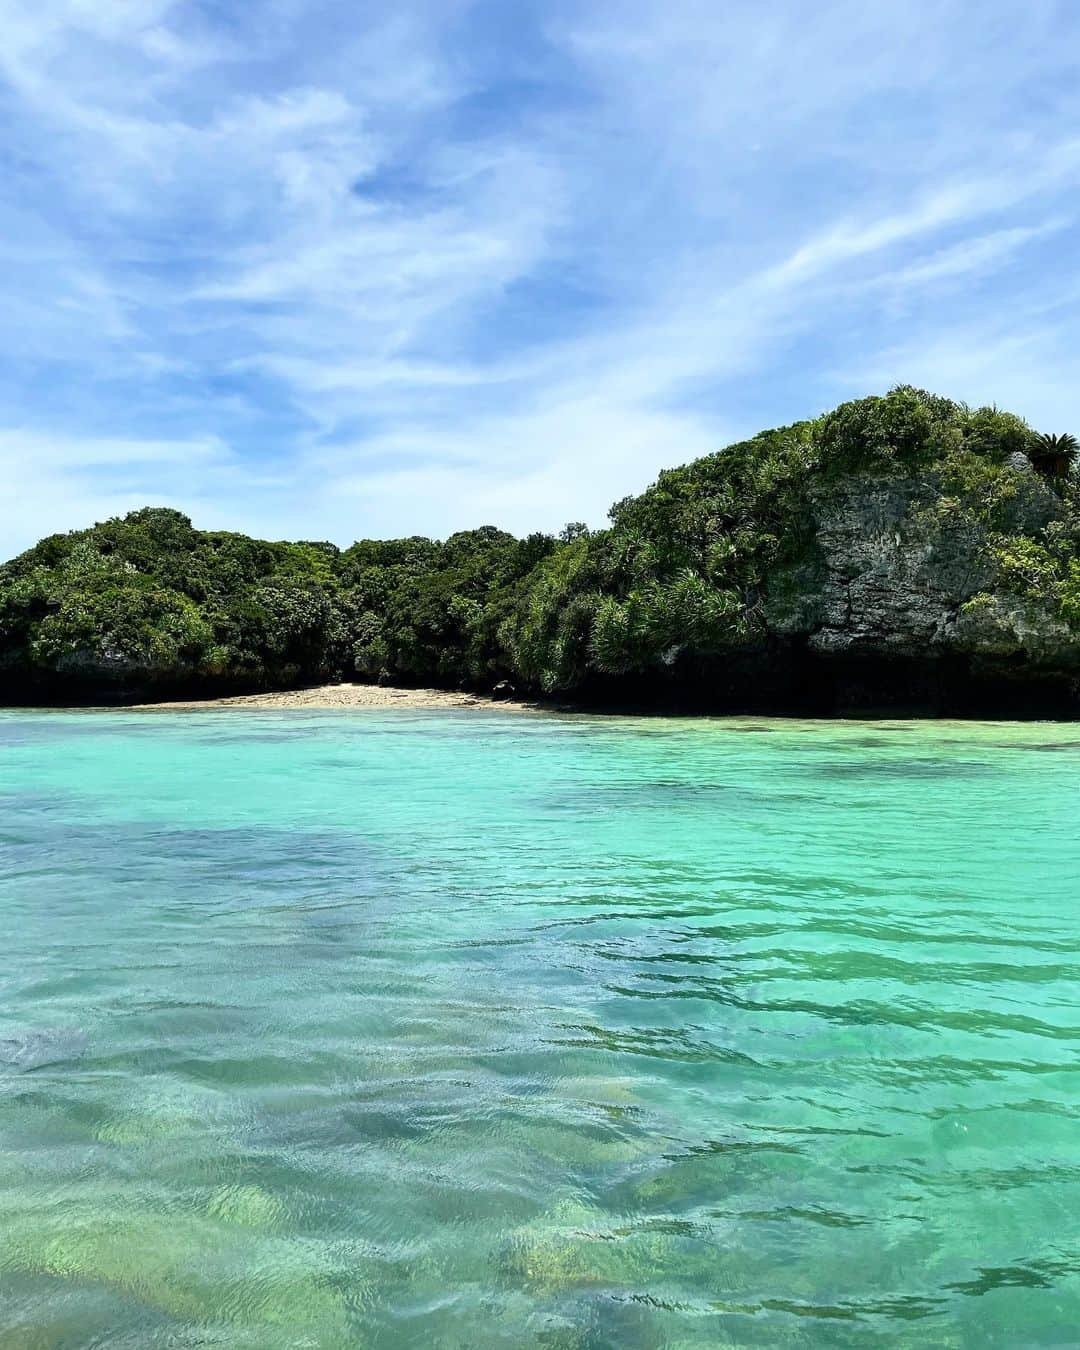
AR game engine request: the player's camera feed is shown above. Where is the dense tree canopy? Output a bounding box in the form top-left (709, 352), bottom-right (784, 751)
top-left (2, 388), bottom-right (1079, 709)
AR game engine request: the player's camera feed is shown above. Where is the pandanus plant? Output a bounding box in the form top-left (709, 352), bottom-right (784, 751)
top-left (1029, 432), bottom-right (1079, 479)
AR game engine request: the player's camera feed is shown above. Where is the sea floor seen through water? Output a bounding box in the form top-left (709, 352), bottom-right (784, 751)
top-left (2, 709), bottom-right (1080, 1347)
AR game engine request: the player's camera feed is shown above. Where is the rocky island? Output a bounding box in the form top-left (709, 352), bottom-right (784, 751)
top-left (3, 387), bottom-right (1079, 715)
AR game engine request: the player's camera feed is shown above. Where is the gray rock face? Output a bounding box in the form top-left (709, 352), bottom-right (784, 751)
top-left (56, 646), bottom-right (146, 678)
top-left (953, 594), bottom-right (1080, 670)
top-left (805, 476), bottom-right (990, 656)
top-left (1005, 450), bottom-right (1036, 477)
top-left (53, 645), bottom-right (191, 685)
top-left (763, 470), bottom-right (1078, 681)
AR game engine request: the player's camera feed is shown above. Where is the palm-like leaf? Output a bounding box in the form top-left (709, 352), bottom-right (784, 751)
top-left (1030, 432), bottom-right (1078, 479)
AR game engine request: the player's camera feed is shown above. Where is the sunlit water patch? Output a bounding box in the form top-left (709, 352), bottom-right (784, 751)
top-left (2, 709), bottom-right (1080, 1347)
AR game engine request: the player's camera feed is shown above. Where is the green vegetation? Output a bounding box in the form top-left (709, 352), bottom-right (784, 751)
top-left (2, 388), bottom-right (1079, 708)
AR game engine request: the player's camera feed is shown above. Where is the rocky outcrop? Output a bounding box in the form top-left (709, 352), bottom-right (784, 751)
top-left (762, 468), bottom-right (1075, 681)
top-left (807, 476), bottom-right (988, 655)
top-left (953, 594), bottom-right (1080, 672)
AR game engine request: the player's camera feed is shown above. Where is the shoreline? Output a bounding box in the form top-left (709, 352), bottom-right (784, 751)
top-left (128, 682), bottom-right (546, 714)
top-left (7, 681), bottom-right (1079, 723)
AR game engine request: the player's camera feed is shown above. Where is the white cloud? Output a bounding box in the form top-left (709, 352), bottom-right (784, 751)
top-left (0, 429), bottom-right (237, 553)
top-left (0, 0), bottom-right (1078, 555)
top-left (0, 430), bottom-right (225, 469)
top-left (833, 322), bottom-right (1078, 436)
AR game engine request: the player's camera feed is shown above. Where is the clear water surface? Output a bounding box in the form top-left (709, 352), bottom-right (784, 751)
top-left (2, 708), bottom-right (1079, 1348)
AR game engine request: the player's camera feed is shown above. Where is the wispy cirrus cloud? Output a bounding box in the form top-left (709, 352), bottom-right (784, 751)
top-left (1, 0), bottom-right (1078, 552)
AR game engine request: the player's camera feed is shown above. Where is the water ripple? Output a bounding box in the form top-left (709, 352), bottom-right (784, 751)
top-left (0, 709), bottom-right (1078, 1346)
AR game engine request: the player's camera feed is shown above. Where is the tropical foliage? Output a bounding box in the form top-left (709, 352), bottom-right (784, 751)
top-left (1, 388), bottom-right (1077, 702)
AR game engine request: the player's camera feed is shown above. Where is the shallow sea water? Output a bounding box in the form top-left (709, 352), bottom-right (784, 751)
top-left (2, 708), bottom-right (1080, 1347)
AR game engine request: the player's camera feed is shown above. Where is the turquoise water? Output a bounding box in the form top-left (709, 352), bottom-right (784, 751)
top-left (2, 710), bottom-right (1080, 1347)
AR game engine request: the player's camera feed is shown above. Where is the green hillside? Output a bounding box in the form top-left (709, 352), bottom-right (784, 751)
top-left (3, 388), bottom-right (1078, 712)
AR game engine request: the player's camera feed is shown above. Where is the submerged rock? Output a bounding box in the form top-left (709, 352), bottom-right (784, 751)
top-left (0, 1027), bottom-right (88, 1071)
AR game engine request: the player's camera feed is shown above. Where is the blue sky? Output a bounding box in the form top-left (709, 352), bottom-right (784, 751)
top-left (3, 0), bottom-right (1079, 553)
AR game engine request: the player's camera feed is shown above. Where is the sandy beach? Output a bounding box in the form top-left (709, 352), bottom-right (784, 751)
top-left (130, 682), bottom-right (542, 713)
